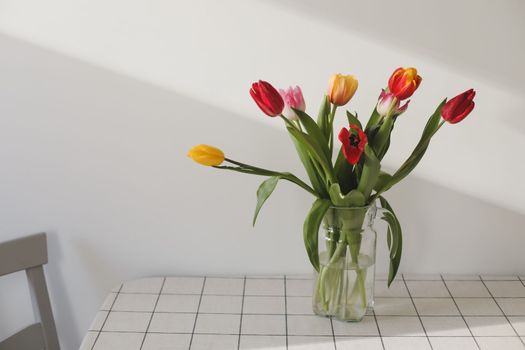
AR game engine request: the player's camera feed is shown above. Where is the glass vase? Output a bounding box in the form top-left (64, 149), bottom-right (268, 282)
top-left (312, 204), bottom-right (377, 322)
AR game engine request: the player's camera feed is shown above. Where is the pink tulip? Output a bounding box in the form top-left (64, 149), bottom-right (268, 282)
top-left (376, 89), bottom-right (409, 117)
top-left (279, 86), bottom-right (306, 121)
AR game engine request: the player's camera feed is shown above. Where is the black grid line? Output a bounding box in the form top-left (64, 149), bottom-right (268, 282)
top-left (401, 274), bottom-right (434, 350)
top-left (90, 283), bottom-right (123, 350)
top-left (92, 311), bottom-right (525, 317)
top-left (237, 277), bottom-right (246, 350)
top-left (441, 275), bottom-right (481, 349)
top-left (329, 317), bottom-right (337, 350)
top-left (115, 291), bottom-right (525, 299)
top-left (82, 275), bottom-right (525, 350)
top-left (371, 309), bottom-right (386, 349)
top-left (480, 275), bottom-right (521, 281)
top-left (91, 329), bottom-right (525, 337)
top-left (95, 309), bottom-right (417, 316)
top-left (284, 275), bottom-right (289, 350)
top-left (479, 275), bottom-right (525, 347)
top-left (188, 276), bottom-right (206, 350)
top-left (139, 277), bottom-right (166, 349)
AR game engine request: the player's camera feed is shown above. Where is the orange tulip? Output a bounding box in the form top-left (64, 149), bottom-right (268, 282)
top-left (327, 74), bottom-right (358, 106)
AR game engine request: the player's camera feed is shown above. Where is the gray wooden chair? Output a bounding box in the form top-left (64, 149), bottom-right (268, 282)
top-left (0, 233), bottom-right (60, 350)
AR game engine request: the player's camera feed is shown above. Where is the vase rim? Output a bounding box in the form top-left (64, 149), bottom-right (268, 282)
top-left (328, 202), bottom-right (376, 210)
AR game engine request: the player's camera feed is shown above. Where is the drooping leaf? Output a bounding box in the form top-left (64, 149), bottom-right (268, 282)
top-left (253, 176), bottom-right (280, 226)
top-left (303, 198), bottom-right (331, 272)
top-left (374, 100), bottom-right (446, 196)
top-left (378, 196), bottom-right (403, 286)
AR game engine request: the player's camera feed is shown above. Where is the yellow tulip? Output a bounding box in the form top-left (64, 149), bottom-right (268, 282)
top-left (187, 144), bottom-right (225, 166)
top-left (327, 74), bottom-right (358, 106)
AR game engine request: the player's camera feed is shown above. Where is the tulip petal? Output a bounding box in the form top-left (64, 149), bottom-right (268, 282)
top-left (441, 89), bottom-right (476, 124)
top-left (250, 80), bottom-right (284, 117)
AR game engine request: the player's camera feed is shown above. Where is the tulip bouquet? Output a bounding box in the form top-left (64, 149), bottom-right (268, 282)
top-left (188, 67), bottom-right (475, 321)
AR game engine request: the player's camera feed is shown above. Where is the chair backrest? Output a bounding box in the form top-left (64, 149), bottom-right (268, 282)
top-left (0, 233), bottom-right (60, 350)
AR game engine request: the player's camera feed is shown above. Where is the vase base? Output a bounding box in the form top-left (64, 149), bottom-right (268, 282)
top-left (312, 304), bottom-right (373, 322)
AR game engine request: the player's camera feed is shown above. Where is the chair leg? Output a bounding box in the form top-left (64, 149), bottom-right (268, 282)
top-left (26, 266), bottom-right (60, 350)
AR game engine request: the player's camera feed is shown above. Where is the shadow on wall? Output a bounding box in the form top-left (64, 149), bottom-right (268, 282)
top-left (263, 0), bottom-right (525, 92)
top-left (379, 173), bottom-right (525, 275)
top-left (0, 33), bottom-right (524, 349)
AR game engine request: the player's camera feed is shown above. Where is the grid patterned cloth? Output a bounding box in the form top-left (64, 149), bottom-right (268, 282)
top-left (80, 274), bottom-right (525, 350)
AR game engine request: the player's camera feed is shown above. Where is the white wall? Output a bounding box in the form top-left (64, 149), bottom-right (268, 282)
top-left (0, 0), bottom-right (524, 348)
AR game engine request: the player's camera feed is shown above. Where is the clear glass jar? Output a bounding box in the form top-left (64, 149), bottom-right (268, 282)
top-left (312, 204), bottom-right (377, 321)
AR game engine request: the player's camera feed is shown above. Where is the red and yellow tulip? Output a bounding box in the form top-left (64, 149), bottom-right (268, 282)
top-left (388, 67), bottom-right (422, 100)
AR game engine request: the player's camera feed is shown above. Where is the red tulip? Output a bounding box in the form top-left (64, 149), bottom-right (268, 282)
top-left (338, 124), bottom-right (368, 165)
top-left (250, 80), bottom-right (285, 117)
top-left (441, 89), bottom-right (476, 124)
top-left (388, 67), bottom-right (422, 100)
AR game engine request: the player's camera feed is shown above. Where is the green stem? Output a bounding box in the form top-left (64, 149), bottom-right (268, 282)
top-left (348, 238), bottom-right (367, 308)
top-left (318, 238), bottom-right (347, 310)
top-left (220, 159), bottom-right (316, 195)
top-left (370, 119), bottom-right (447, 202)
top-left (328, 105), bottom-right (338, 155)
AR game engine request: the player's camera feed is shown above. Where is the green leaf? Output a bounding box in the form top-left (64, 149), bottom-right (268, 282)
top-left (289, 136), bottom-right (327, 197)
top-left (365, 108), bottom-right (381, 132)
top-left (346, 111), bottom-right (362, 130)
top-left (317, 95), bottom-right (331, 140)
top-left (378, 196), bottom-right (403, 286)
top-left (303, 198), bottom-right (331, 272)
top-left (378, 126), bottom-right (393, 160)
top-left (328, 184), bottom-right (365, 207)
top-left (357, 145), bottom-right (381, 200)
top-left (373, 171), bottom-right (393, 191)
top-left (333, 148), bottom-right (356, 194)
top-left (253, 176), bottom-right (280, 226)
top-left (371, 116), bottom-right (394, 159)
top-left (294, 109), bottom-right (330, 159)
top-left (287, 126), bottom-right (335, 185)
top-left (374, 100), bottom-right (446, 196)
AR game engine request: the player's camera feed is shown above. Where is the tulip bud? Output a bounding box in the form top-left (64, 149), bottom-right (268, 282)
top-left (388, 67), bottom-right (422, 100)
top-left (327, 74), bottom-right (358, 106)
top-left (250, 80), bottom-right (285, 117)
top-left (187, 144), bottom-right (225, 166)
top-left (279, 86), bottom-right (306, 121)
top-left (441, 89), bottom-right (476, 124)
top-left (376, 89), bottom-right (410, 117)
